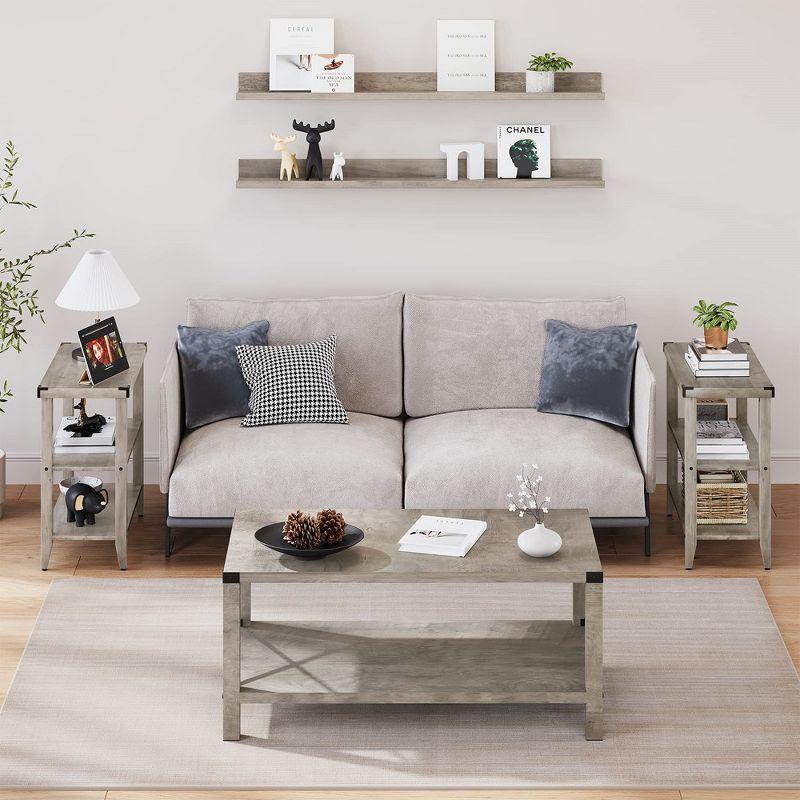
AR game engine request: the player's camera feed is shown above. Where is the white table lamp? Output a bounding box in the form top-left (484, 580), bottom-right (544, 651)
top-left (56, 250), bottom-right (139, 359)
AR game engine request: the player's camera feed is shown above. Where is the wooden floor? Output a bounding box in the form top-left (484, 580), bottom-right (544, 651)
top-left (0, 484), bottom-right (798, 800)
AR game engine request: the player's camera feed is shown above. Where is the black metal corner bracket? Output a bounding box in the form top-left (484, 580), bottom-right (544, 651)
top-left (586, 571), bottom-right (603, 583)
top-left (222, 572), bottom-right (240, 584)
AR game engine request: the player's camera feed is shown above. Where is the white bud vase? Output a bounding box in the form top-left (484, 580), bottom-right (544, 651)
top-left (517, 522), bottom-right (562, 557)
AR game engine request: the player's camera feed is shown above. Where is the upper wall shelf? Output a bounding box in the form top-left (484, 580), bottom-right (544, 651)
top-left (237, 72), bottom-right (605, 101)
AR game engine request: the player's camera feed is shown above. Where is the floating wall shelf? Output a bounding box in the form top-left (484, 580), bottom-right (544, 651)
top-left (237, 72), bottom-right (604, 101)
top-left (237, 158), bottom-right (604, 189)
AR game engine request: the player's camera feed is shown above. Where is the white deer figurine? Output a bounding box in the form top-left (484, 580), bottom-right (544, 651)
top-left (330, 152), bottom-right (345, 181)
top-left (271, 132), bottom-right (299, 182)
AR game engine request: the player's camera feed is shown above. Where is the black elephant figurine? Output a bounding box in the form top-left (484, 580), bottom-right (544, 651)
top-left (65, 482), bottom-right (109, 527)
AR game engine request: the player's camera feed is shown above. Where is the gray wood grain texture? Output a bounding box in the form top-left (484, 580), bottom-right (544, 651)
top-left (664, 341), bottom-right (772, 568)
top-left (38, 343), bottom-right (147, 399)
top-left (224, 508), bottom-right (601, 584)
top-left (238, 158), bottom-right (604, 189)
top-left (759, 397), bottom-right (772, 568)
top-left (238, 71), bottom-right (604, 99)
top-left (584, 583), bottom-right (603, 740)
top-left (663, 342), bottom-right (774, 398)
top-left (222, 582), bottom-right (241, 741)
top-left (238, 620), bottom-right (586, 704)
top-left (39, 343), bottom-right (147, 570)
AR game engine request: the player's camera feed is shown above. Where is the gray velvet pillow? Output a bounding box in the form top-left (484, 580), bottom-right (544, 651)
top-left (177, 320), bottom-right (269, 429)
top-left (536, 319), bottom-right (638, 427)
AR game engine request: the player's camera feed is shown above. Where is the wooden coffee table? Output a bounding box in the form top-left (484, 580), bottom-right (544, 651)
top-left (222, 508), bottom-right (603, 741)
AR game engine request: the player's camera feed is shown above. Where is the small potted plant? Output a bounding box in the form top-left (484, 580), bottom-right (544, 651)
top-left (526, 52), bottom-right (574, 93)
top-left (692, 299), bottom-right (739, 350)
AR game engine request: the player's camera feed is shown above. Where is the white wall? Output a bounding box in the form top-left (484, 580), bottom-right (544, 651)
top-left (2, 0), bottom-right (799, 484)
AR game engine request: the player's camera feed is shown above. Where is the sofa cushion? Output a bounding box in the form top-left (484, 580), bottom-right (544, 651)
top-left (168, 412), bottom-right (403, 518)
top-left (237, 336), bottom-right (348, 427)
top-left (403, 295), bottom-right (627, 417)
top-left (404, 408), bottom-right (645, 518)
top-left (186, 293), bottom-right (403, 418)
top-left (177, 319), bottom-right (270, 430)
top-left (537, 320), bottom-right (639, 427)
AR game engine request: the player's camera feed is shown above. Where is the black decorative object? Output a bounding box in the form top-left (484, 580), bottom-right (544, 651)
top-left (255, 522), bottom-right (364, 560)
top-left (292, 119), bottom-right (335, 180)
top-left (64, 482), bottom-right (109, 527)
top-left (64, 399), bottom-right (107, 437)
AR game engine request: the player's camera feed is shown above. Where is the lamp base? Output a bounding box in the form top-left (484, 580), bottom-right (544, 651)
top-left (71, 347), bottom-right (85, 362)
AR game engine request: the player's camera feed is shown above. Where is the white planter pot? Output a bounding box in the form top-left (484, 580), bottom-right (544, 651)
top-left (517, 522), bottom-right (562, 557)
top-left (0, 449), bottom-right (5, 519)
top-left (526, 70), bottom-right (555, 93)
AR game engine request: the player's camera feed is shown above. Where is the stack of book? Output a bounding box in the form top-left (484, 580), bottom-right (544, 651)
top-left (696, 420), bottom-right (748, 461)
top-left (397, 515), bottom-right (487, 558)
top-left (685, 338), bottom-right (749, 378)
top-left (54, 415), bottom-right (116, 455)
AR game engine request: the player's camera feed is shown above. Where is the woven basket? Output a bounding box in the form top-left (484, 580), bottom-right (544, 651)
top-left (683, 469), bottom-right (749, 524)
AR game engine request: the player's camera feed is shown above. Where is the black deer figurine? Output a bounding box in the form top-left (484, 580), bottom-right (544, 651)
top-left (292, 119), bottom-right (335, 180)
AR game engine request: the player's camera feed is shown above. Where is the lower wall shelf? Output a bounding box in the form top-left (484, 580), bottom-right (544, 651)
top-left (237, 158), bottom-right (604, 189)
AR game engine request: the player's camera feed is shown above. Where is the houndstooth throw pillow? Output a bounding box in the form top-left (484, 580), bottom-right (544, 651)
top-left (236, 336), bottom-right (348, 426)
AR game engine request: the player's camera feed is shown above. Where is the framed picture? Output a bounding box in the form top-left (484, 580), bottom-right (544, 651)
top-left (78, 317), bottom-right (129, 385)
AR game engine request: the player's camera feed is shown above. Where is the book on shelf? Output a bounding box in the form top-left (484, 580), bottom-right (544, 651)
top-left (398, 515), bottom-right (487, 557)
top-left (696, 420), bottom-right (743, 444)
top-left (699, 471), bottom-right (739, 483)
top-left (53, 444), bottom-right (115, 455)
top-left (697, 443), bottom-right (748, 455)
top-left (497, 124), bottom-right (551, 179)
top-left (696, 450), bottom-right (749, 460)
top-left (684, 351), bottom-right (749, 377)
top-left (269, 18), bottom-right (335, 92)
top-left (54, 415), bottom-right (116, 447)
top-left (689, 338), bottom-right (748, 362)
top-left (697, 398), bottom-right (729, 420)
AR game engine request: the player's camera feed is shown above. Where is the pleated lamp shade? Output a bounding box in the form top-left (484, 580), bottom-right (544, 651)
top-left (56, 250), bottom-right (139, 313)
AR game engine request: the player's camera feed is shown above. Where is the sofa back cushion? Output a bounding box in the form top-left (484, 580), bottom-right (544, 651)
top-left (187, 293), bottom-right (403, 418)
top-left (403, 294), bottom-right (627, 417)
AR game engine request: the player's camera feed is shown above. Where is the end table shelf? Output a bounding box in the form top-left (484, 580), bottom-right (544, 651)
top-left (663, 341), bottom-right (773, 569)
top-left (38, 342), bottom-right (147, 571)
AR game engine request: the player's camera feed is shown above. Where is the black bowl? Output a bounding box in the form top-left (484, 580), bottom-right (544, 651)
top-left (254, 522), bottom-right (364, 560)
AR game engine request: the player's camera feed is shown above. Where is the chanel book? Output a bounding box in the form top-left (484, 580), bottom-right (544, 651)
top-left (497, 124), bottom-right (551, 178)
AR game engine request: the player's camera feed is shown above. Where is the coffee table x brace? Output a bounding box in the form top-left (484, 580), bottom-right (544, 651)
top-left (222, 508), bottom-right (604, 741)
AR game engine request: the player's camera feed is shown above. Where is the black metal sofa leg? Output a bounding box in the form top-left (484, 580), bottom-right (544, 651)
top-left (165, 525), bottom-right (173, 557)
top-left (644, 491), bottom-right (651, 556)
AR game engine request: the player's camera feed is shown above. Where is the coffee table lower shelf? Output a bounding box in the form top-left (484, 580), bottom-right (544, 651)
top-left (227, 616), bottom-right (599, 739)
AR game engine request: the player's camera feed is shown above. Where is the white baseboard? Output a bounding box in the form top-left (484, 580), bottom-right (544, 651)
top-left (4, 452), bottom-right (800, 485)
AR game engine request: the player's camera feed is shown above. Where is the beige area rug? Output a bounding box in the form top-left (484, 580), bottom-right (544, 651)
top-left (0, 578), bottom-right (798, 789)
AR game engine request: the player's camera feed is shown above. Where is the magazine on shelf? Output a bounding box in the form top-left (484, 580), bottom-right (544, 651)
top-left (269, 18), bottom-right (335, 91)
top-left (690, 338), bottom-right (748, 361)
top-left (54, 415), bottom-right (116, 447)
top-left (436, 19), bottom-right (495, 92)
top-left (398, 515), bottom-right (487, 557)
top-left (497, 124), bottom-right (551, 178)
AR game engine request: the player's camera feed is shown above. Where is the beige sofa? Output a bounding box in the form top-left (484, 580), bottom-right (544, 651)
top-left (160, 293), bottom-right (656, 554)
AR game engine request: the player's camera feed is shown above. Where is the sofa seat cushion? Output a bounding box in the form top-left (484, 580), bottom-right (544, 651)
top-left (404, 409), bottom-right (645, 518)
top-left (168, 412), bottom-right (403, 518)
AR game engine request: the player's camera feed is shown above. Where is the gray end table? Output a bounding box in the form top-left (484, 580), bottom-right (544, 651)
top-left (222, 508), bottom-right (603, 742)
top-left (38, 342), bottom-right (146, 571)
top-left (663, 342), bottom-right (773, 570)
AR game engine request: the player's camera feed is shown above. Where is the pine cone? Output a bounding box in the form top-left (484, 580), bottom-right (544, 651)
top-left (316, 508), bottom-right (346, 545)
top-left (283, 510), bottom-right (321, 550)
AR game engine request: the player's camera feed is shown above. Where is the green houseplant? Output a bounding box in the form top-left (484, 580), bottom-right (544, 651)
top-left (0, 140), bottom-right (93, 516)
top-left (1, 141), bottom-right (94, 409)
top-left (692, 299), bottom-right (738, 349)
top-left (526, 52), bottom-right (574, 93)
